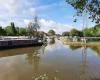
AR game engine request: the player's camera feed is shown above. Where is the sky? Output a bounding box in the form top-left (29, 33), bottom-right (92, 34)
top-left (0, 0), bottom-right (96, 34)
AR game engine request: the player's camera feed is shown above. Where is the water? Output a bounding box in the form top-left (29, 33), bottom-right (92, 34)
top-left (0, 39), bottom-right (100, 80)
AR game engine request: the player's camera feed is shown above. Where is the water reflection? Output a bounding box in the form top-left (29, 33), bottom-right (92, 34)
top-left (0, 47), bottom-right (34, 58)
top-left (69, 45), bottom-right (82, 50)
top-left (49, 38), bottom-right (55, 45)
top-left (31, 53), bottom-right (40, 78)
top-left (26, 45), bottom-right (47, 79)
top-left (79, 46), bottom-right (100, 80)
top-left (80, 47), bottom-right (90, 80)
top-left (69, 45), bottom-right (100, 56)
top-left (0, 40), bottom-right (100, 80)
top-left (90, 46), bottom-right (100, 55)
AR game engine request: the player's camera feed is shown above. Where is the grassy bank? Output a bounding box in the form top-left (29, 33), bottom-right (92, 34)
top-left (60, 37), bottom-right (100, 46)
top-left (64, 42), bottom-right (100, 46)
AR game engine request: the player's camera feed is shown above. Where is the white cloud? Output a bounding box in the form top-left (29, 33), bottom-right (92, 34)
top-left (0, 0), bottom-right (81, 34)
top-left (0, 0), bottom-right (36, 18)
top-left (0, 0), bottom-right (37, 27)
top-left (39, 18), bottom-right (74, 34)
top-left (24, 19), bottom-right (30, 25)
top-left (22, 18), bottom-right (74, 34)
top-left (0, 0), bottom-right (21, 17)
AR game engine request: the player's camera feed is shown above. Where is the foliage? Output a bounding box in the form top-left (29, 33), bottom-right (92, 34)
top-left (5, 22), bottom-right (17, 36)
top-left (66, 0), bottom-right (100, 24)
top-left (82, 28), bottom-right (93, 37)
top-left (11, 22), bottom-right (17, 35)
top-left (0, 27), bottom-right (6, 36)
top-left (94, 24), bottom-right (100, 36)
top-left (0, 19), bottom-right (40, 36)
top-left (28, 16), bottom-right (40, 37)
top-left (62, 32), bottom-right (70, 36)
top-left (4, 26), bottom-right (28, 36)
top-left (66, 25), bottom-right (100, 37)
top-left (19, 28), bottom-right (27, 36)
top-left (48, 30), bottom-right (55, 35)
top-left (5, 26), bottom-right (14, 36)
top-left (83, 24), bottom-right (100, 37)
top-left (70, 28), bottom-right (83, 37)
top-left (63, 24), bottom-right (100, 37)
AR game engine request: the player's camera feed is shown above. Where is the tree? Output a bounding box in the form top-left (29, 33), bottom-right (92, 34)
top-left (5, 26), bottom-right (13, 36)
top-left (94, 24), bottom-right (100, 36)
top-left (0, 27), bottom-right (3, 35)
top-left (82, 25), bottom-right (100, 37)
top-left (62, 32), bottom-right (70, 36)
top-left (48, 30), bottom-right (55, 36)
top-left (66, 0), bottom-right (100, 24)
top-left (11, 22), bottom-right (17, 35)
top-left (83, 28), bottom-right (93, 37)
top-left (16, 27), bottom-right (20, 35)
top-left (5, 22), bottom-right (17, 36)
top-left (70, 28), bottom-right (83, 37)
top-left (19, 28), bottom-right (27, 36)
top-left (28, 16), bottom-right (40, 38)
top-left (0, 26), bottom-right (6, 36)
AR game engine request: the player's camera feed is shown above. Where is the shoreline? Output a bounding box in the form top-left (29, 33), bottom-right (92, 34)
top-left (60, 38), bottom-right (100, 46)
top-left (63, 41), bottom-right (100, 46)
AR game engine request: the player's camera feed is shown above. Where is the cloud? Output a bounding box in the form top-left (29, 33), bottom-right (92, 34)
top-left (0, 0), bottom-right (18, 14)
top-left (0, 0), bottom-right (36, 18)
top-left (36, 2), bottom-right (58, 10)
top-left (0, 0), bottom-right (94, 34)
top-left (0, 0), bottom-right (85, 33)
top-left (0, 0), bottom-right (69, 19)
top-left (0, 0), bottom-right (36, 27)
top-left (22, 18), bottom-right (74, 34)
top-left (39, 18), bottom-right (74, 34)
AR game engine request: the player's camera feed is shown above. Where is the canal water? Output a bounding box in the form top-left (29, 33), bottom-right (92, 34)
top-left (0, 39), bottom-right (100, 80)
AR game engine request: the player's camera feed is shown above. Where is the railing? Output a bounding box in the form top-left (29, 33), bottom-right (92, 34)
top-left (0, 36), bottom-right (32, 40)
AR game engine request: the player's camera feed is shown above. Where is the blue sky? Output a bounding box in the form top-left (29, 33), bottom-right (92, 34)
top-left (0, 0), bottom-right (95, 34)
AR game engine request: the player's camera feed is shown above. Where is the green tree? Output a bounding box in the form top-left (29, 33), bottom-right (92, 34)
top-left (82, 28), bottom-right (93, 37)
top-left (5, 26), bottom-right (13, 36)
top-left (16, 27), bottom-right (20, 35)
top-left (62, 32), bottom-right (70, 36)
top-left (0, 26), bottom-right (6, 36)
top-left (5, 22), bottom-right (18, 36)
top-left (83, 25), bottom-right (100, 37)
top-left (94, 24), bottom-right (100, 37)
top-left (48, 29), bottom-right (55, 36)
top-left (11, 22), bottom-right (17, 35)
top-left (19, 28), bottom-right (27, 36)
top-left (66, 0), bottom-right (100, 24)
top-left (70, 28), bottom-right (83, 37)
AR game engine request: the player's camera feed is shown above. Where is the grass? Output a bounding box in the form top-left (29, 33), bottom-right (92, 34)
top-left (64, 41), bottom-right (100, 46)
top-left (60, 37), bottom-right (100, 46)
